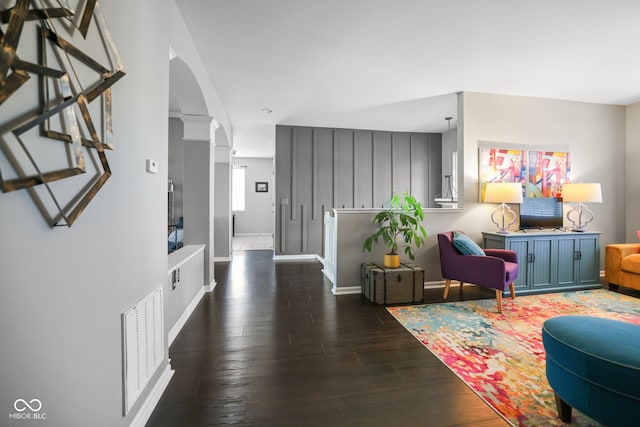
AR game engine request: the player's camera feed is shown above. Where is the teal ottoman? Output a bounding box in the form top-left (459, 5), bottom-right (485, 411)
top-left (542, 316), bottom-right (640, 426)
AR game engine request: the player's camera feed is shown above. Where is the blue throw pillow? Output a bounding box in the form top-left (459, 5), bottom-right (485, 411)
top-left (452, 231), bottom-right (485, 256)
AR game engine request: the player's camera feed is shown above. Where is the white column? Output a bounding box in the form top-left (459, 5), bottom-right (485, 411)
top-left (181, 114), bottom-right (216, 288)
top-left (214, 144), bottom-right (232, 260)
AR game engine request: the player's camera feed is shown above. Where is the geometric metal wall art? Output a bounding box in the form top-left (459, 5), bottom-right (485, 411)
top-left (0, 0), bottom-right (125, 227)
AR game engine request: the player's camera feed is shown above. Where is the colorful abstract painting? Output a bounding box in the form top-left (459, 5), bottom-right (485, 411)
top-left (479, 148), bottom-right (525, 201)
top-left (387, 290), bottom-right (640, 427)
top-left (527, 151), bottom-right (571, 198)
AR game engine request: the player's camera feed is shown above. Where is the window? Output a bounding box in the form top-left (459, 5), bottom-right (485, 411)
top-left (232, 167), bottom-right (245, 211)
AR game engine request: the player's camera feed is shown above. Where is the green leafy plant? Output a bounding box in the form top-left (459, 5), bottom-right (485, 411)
top-left (362, 191), bottom-right (427, 260)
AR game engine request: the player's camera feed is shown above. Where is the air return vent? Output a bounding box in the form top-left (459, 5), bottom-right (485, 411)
top-left (122, 285), bottom-right (164, 415)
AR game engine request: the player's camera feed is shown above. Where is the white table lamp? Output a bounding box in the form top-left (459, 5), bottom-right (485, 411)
top-left (562, 183), bottom-right (602, 232)
top-left (484, 182), bottom-right (524, 234)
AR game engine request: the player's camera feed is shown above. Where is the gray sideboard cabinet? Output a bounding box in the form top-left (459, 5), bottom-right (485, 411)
top-left (482, 231), bottom-right (601, 296)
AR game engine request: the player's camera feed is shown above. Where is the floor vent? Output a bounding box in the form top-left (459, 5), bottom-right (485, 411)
top-left (122, 284), bottom-right (164, 415)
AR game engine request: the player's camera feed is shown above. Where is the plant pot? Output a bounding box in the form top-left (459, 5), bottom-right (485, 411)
top-left (383, 254), bottom-right (400, 269)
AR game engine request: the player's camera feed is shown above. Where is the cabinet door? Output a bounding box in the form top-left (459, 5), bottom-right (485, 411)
top-left (506, 239), bottom-right (530, 291)
top-left (530, 236), bottom-right (555, 289)
top-left (556, 236), bottom-right (578, 287)
top-left (577, 235), bottom-right (600, 285)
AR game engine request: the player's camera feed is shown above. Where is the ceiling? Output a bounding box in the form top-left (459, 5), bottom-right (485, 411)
top-left (175, 0), bottom-right (640, 157)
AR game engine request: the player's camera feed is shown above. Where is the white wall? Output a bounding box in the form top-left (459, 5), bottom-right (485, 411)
top-left (169, 0), bottom-right (232, 143)
top-left (232, 125), bottom-right (275, 158)
top-left (335, 92), bottom-right (627, 287)
top-left (462, 92), bottom-right (626, 249)
top-left (625, 102), bottom-right (640, 241)
top-left (166, 246), bottom-right (205, 344)
top-left (234, 157), bottom-right (274, 234)
top-left (0, 1), bottom-right (171, 425)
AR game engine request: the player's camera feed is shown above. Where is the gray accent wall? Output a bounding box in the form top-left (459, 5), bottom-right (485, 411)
top-left (275, 125), bottom-right (442, 256)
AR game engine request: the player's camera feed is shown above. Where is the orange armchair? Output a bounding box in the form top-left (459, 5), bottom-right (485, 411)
top-left (605, 243), bottom-right (640, 291)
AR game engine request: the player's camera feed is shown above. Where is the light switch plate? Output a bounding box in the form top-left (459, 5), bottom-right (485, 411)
top-left (146, 159), bottom-right (159, 174)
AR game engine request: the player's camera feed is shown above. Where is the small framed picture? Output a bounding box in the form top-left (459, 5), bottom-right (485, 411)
top-left (255, 182), bottom-right (268, 192)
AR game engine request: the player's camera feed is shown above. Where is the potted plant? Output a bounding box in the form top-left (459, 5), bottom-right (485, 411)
top-left (362, 191), bottom-right (427, 268)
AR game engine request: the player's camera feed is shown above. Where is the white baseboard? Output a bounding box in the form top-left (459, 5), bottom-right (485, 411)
top-left (332, 281), bottom-right (438, 295)
top-left (273, 254), bottom-right (321, 262)
top-left (424, 280), bottom-right (446, 289)
top-left (331, 286), bottom-right (361, 295)
top-left (168, 287), bottom-right (205, 347)
top-left (214, 256), bottom-right (231, 262)
top-left (205, 278), bottom-right (217, 293)
top-left (129, 363), bottom-right (174, 427)
top-left (321, 268), bottom-right (336, 284)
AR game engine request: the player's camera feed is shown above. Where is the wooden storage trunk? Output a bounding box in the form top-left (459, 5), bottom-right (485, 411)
top-left (361, 263), bottom-right (424, 304)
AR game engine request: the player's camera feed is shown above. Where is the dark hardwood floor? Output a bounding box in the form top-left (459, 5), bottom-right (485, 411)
top-left (147, 250), bottom-right (512, 426)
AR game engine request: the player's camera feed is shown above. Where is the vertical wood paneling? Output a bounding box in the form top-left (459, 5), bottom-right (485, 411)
top-left (321, 203), bottom-right (325, 256)
top-left (354, 131), bottom-right (373, 208)
top-left (290, 128), bottom-right (296, 220)
top-left (409, 141), bottom-right (413, 195)
top-left (410, 134), bottom-right (428, 206)
top-left (316, 128), bottom-right (333, 220)
top-left (280, 204), bottom-right (286, 252)
top-left (301, 204), bottom-right (307, 252)
top-left (275, 125), bottom-right (443, 255)
top-left (428, 134), bottom-right (443, 208)
top-left (307, 131), bottom-right (323, 254)
top-left (312, 129), bottom-right (318, 220)
top-left (275, 126), bottom-right (292, 254)
top-left (373, 132), bottom-right (392, 207)
top-left (392, 133), bottom-right (411, 195)
top-left (352, 132), bottom-right (356, 208)
top-left (370, 133), bottom-right (375, 206)
top-left (390, 134), bottom-right (394, 191)
top-left (334, 129), bottom-right (354, 208)
top-left (332, 130), bottom-right (337, 208)
top-left (295, 129), bottom-right (313, 251)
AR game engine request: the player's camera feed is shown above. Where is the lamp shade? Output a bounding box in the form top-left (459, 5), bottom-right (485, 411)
top-left (562, 183), bottom-right (602, 203)
top-left (484, 182), bottom-right (523, 204)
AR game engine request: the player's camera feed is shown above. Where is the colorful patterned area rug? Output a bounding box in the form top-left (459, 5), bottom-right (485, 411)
top-left (387, 289), bottom-right (640, 427)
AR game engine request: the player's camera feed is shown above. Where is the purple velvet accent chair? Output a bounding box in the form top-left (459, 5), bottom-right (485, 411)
top-left (437, 231), bottom-right (519, 313)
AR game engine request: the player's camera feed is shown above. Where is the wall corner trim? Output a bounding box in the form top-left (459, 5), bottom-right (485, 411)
top-left (168, 287), bottom-right (206, 346)
top-left (128, 364), bottom-right (174, 427)
top-left (205, 279), bottom-right (217, 292)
